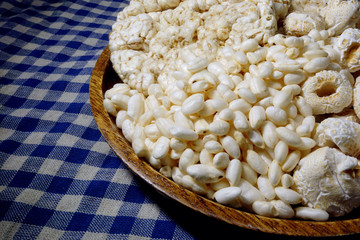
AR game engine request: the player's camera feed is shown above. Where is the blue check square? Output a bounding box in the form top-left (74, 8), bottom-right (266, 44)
top-left (124, 185), bottom-right (146, 204)
top-left (9, 171), bottom-right (36, 188)
top-left (65, 148), bottom-right (89, 164)
top-left (152, 220), bottom-right (176, 239)
top-left (23, 207), bottom-right (54, 226)
top-left (66, 212), bottom-right (94, 231)
top-left (84, 180), bottom-right (110, 198)
top-left (110, 216), bottom-right (135, 234)
top-left (31, 145), bottom-right (53, 158)
top-left (17, 117), bottom-right (39, 132)
top-left (47, 176), bottom-right (73, 194)
top-left (0, 140), bottom-right (21, 154)
top-left (4, 96), bottom-right (27, 109)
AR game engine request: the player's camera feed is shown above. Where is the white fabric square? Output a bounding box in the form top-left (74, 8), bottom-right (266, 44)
top-left (96, 198), bottom-right (122, 217)
top-left (28, 88), bottom-right (47, 101)
top-left (73, 114), bottom-right (93, 126)
top-left (57, 133), bottom-right (79, 147)
top-left (23, 132), bottom-right (47, 145)
top-left (61, 11), bottom-right (76, 20)
top-left (111, 169), bottom-right (133, 185)
top-left (41, 110), bottom-right (63, 122)
top-left (2, 84), bottom-right (19, 96)
top-left (137, 204), bottom-right (160, 220)
top-left (22, 42), bottom-right (40, 51)
top-left (59, 60), bottom-right (77, 69)
top-left (128, 236), bottom-right (151, 240)
top-left (45, 74), bottom-right (63, 81)
top-left (2, 156), bottom-right (27, 171)
top-left (58, 92), bottom-right (78, 103)
top-left (0, 36), bottom-right (16, 45)
top-left (37, 226), bottom-right (64, 240)
top-left (0, 186), bottom-right (7, 193)
top-left (7, 54), bottom-right (26, 64)
top-left (75, 164), bottom-right (99, 181)
top-left (15, 189), bottom-right (44, 205)
top-left (38, 158), bottom-right (63, 176)
top-left (32, 58), bottom-right (52, 67)
top-left (0, 221), bottom-right (21, 240)
top-left (91, 141), bottom-right (111, 155)
top-left (71, 74), bottom-right (90, 83)
top-left (60, 34), bottom-right (76, 41)
top-left (28, 16), bottom-right (43, 24)
top-left (81, 232), bottom-right (108, 240)
top-left (0, 128), bottom-right (15, 141)
top-left (56, 194), bottom-right (83, 212)
top-left (9, 108), bottom-right (31, 118)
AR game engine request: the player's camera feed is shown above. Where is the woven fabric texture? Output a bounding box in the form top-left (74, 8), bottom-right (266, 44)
top-left (0, 1), bottom-right (195, 239)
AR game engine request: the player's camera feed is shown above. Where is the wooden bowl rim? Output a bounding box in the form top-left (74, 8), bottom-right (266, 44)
top-left (89, 46), bottom-right (360, 236)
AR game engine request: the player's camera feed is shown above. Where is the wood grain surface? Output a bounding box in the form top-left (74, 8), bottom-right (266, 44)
top-left (89, 46), bottom-right (360, 236)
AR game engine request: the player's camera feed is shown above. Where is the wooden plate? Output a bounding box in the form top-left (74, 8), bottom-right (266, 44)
top-left (90, 46), bottom-right (360, 236)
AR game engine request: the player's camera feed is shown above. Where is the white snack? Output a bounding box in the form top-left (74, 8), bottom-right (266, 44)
top-left (238, 88), bottom-right (257, 104)
top-left (122, 119), bottom-right (134, 142)
top-left (302, 70), bottom-right (353, 115)
top-left (105, 0), bottom-right (360, 220)
top-left (281, 174), bottom-right (294, 188)
top-left (233, 111), bottom-right (251, 132)
top-left (241, 162), bottom-right (258, 186)
top-left (214, 187), bottom-right (242, 208)
top-left (257, 176), bottom-right (276, 200)
top-left (238, 179), bottom-right (265, 206)
top-left (275, 127), bottom-right (302, 148)
top-left (265, 106), bottom-right (288, 126)
top-left (226, 159), bottom-right (242, 186)
top-left (179, 148), bottom-right (196, 173)
top-left (268, 160), bottom-right (282, 186)
top-left (249, 106), bottom-right (266, 129)
top-left (132, 125), bottom-right (148, 157)
top-left (303, 56), bottom-right (330, 73)
top-left (152, 136), bottom-right (170, 159)
top-left (252, 200), bottom-right (276, 217)
top-left (272, 89), bottom-right (292, 109)
top-left (293, 147), bottom-right (360, 217)
top-left (187, 164), bottom-right (224, 183)
top-left (248, 76), bottom-right (269, 99)
top-left (221, 136), bottom-right (241, 159)
top-left (246, 150), bottom-right (268, 175)
top-left (281, 150), bottom-right (301, 172)
top-left (295, 207), bottom-right (329, 221)
top-left (284, 12), bottom-right (325, 36)
top-left (354, 77), bottom-right (360, 119)
top-left (335, 28), bottom-right (360, 72)
top-left (209, 119), bottom-right (230, 136)
top-left (274, 187), bottom-right (302, 205)
top-left (261, 121), bottom-right (279, 149)
top-left (321, 0), bottom-right (360, 36)
top-left (213, 152), bottom-right (230, 169)
top-left (272, 200), bottom-right (295, 219)
top-left (314, 118), bottom-right (360, 158)
top-left (204, 140), bottom-right (223, 154)
top-left (155, 118), bottom-right (174, 138)
top-left (169, 125), bottom-right (198, 141)
top-left (181, 93), bottom-right (205, 115)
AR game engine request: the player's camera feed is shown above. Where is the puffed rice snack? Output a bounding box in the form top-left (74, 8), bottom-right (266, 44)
top-left (105, 0), bottom-right (360, 221)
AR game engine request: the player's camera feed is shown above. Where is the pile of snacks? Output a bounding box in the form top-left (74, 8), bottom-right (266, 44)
top-left (104, 0), bottom-right (360, 220)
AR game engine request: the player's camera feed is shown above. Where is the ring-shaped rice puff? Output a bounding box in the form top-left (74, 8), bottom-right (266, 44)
top-left (302, 70), bottom-right (352, 115)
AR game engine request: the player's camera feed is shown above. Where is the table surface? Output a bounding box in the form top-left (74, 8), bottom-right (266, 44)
top-left (0, 1), bottom-right (359, 239)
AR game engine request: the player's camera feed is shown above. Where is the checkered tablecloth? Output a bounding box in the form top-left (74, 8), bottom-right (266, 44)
top-left (0, 0), bottom-right (198, 239)
top-left (2, 1), bottom-right (356, 240)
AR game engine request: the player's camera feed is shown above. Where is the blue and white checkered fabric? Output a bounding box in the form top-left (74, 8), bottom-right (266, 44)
top-left (0, 1), bottom-right (196, 239)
